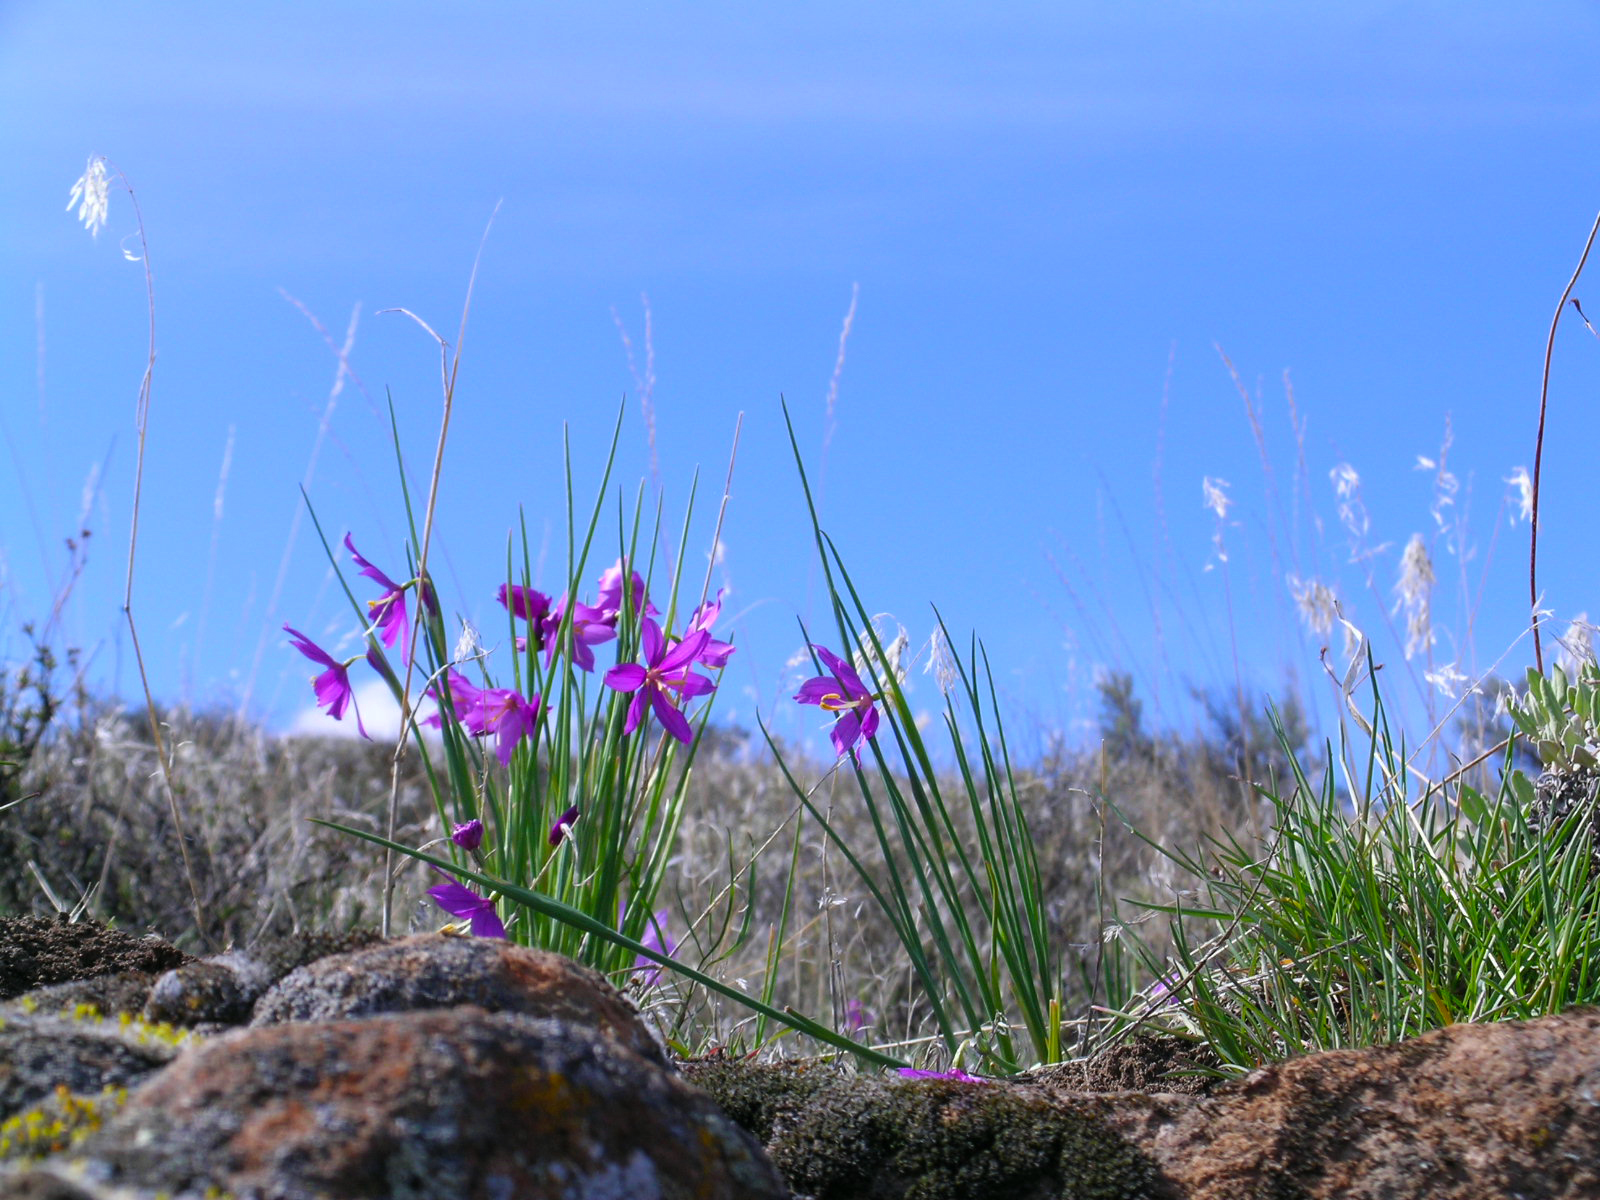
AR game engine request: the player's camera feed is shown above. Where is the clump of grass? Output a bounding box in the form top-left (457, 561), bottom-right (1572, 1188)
top-left (1114, 646), bottom-right (1600, 1074)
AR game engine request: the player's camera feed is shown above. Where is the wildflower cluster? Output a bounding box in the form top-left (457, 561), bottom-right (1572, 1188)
top-left (288, 543), bottom-right (733, 762)
top-left (290, 529), bottom-right (734, 960)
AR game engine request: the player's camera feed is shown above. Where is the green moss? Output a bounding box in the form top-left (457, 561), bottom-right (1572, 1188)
top-left (679, 1055), bottom-right (847, 1144)
top-left (767, 1076), bottom-right (1159, 1200)
top-left (687, 1058), bottom-right (1160, 1199)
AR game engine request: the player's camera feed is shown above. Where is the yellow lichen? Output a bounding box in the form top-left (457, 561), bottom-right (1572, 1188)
top-left (29, 1000), bottom-right (196, 1048)
top-left (0, 1082), bottom-right (129, 1163)
top-left (112, 1008), bottom-right (196, 1048)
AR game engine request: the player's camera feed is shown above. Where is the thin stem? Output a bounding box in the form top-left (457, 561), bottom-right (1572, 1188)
top-left (1531, 208), bottom-right (1600, 672)
top-left (696, 413), bottom-right (742, 611)
top-left (109, 162), bottom-right (206, 945)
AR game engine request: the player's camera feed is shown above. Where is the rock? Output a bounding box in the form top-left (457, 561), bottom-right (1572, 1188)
top-left (0, 1168), bottom-right (105, 1199)
top-left (690, 1062), bottom-right (1158, 1200)
top-left (142, 929), bottom-right (385, 1029)
top-left (142, 951), bottom-right (273, 1027)
top-left (692, 1011), bottom-right (1600, 1199)
top-left (74, 1007), bottom-right (788, 1200)
top-left (0, 929), bottom-right (384, 1032)
top-left (0, 920), bottom-right (188, 1003)
top-left (1102, 1006), bottom-right (1600, 1199)
top-left (2, 975), bottom-right (157, 1024)
top-left (251, 932), bottom-right (666, 1066)
top-left (0, 1011), bottom-right (189, 1123)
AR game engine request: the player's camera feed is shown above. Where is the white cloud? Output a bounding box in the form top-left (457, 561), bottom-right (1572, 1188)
top-left (287, 677), bottom-right (436, 742)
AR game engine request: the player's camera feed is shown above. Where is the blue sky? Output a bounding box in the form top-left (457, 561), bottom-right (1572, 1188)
top-left (2, 2), bottom-right (1598, 754)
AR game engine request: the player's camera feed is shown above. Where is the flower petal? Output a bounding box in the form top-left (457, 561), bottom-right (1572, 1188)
top-left (427, 880), bottom-right (484, 919)
top-left (829, 709), bottom-right (863, 758)
top-left (344, 533), bottom-right (403, 593)
top-left (696, 636), bottom-right (735, 668)
top-left (312, 665), bottom-right (352, 719)
top-left (651, 686), bottom-right (694, 744)
top-left (690, 589), bottom-right (724, 633)
top-left (658, 628), bottom-right (709, 673)
top-left (284, 625), bottom-right (338, 670)
top-left (813, 644), bottom-right (869, 699)
top-left (548, 804), bottom-right (580, 846)
top-left (795, 676), bottom-right (840, 706)
top-left (605, 663), bottom-right (647, 692)
top-left (469, 907), bottom-right (508, 939)
top-left (858, 703), bottom-right (880, 743)
top-left (676, 670), bottom-right (716, 699)
top-left (624, 689), bottom-right (647, 735)
top-left (640, 617), bottom-right (665, 665)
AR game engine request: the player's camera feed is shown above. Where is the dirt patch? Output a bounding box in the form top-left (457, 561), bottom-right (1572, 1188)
top-left (0, 917), bottom-right (190, 1001)
top-left (1024, 1033), bottom-right (1224, 1097)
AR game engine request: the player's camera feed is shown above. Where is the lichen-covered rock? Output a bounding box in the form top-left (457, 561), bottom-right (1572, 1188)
top-left (2, 976), bottom-right (156, 1024)
top-left (251, 933), bottom-right (665, 1066)
top-left (0, 1083), bottom-right (132, 1166)
top-left (0, 1162), bottom-right (156, 1199)
top-left (0, 921), bottom-right (188, 1003)
top-left (143, 951), bottom-right (273, 1027)
top-left (142, 929), bottom-right (385, 1029)
top-left (0, 1012), bottom-right (188, 1123)
top-left (75, 1006), bottom-right (788, 1200)
top-left (1108, 1006), bottom-right (1600, 1199)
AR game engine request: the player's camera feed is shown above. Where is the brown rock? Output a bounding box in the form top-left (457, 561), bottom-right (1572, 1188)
top-left (250, 933), bottom-right (665, 1066)
top-left (77, 1007), bottom-right (788, 1200)
top-left (1103, 1006), bottom-right (1600, 1199)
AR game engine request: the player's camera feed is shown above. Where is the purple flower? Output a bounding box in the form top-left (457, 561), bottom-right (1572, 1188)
top-left (843, 998), bottom-right (872, 1036)
top-left (630, 906), bottom-right (677, 988)
top-left (897, 1067), bottom-right (988, 1083)
top-left (596, 558), bottom-right (658, 622)
top-left (284, 625), bottom-right (369, 739)
top-left (437, 670), bottom-right (543, 767)
top-left (794, 644), bottom-right (880, 758)
top-left (450, 819), bottom-right (484, 851)
top-left (548, 804), bottom-right (580, 847)
top-left (498, 583), bottom-right (553, 642)
top-left (686, 589), bottom-right (735, 669)
top-left (1148, 972), bottom-right (1182, 1007)
top-left (426, 873), bottom-right (506, 939)
top-left (603, 618), bottom-right (715, 744)
top-left (541, 597), bottom-right (617, 672)
top-left (344, 534), bottom-right (421, 656)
